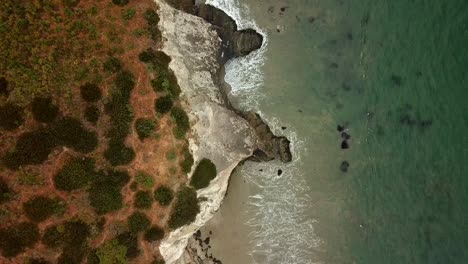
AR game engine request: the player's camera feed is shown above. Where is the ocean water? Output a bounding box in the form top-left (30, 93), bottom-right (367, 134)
top-left (206, 0), bottom-right (468, 263)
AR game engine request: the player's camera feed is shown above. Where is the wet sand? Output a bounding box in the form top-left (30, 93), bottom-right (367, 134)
top-left (198, 168), bottom-right (257, 264)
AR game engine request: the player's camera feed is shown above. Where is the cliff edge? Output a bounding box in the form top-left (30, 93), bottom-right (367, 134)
top-left (155, 1), bottom-right (291, 263)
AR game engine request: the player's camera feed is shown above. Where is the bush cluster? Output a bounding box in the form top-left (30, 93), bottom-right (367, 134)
top-left (28, 258), bottom-right (50, 264)
top-left (103, 57), bottom-right (122, 73)
top-left (154, 186), bottom-right (174, 207)
top-left (54, 157), bottom-right (95, 191)
top-left (0, 103), bottom-right (24, 131)
top-left (62, 0), bottom-right (80, 8)
top-left (2, 117), bottom-right (98, 169)
top-left (135, 171), bottom-right (154, 189)
top-left (190, 159), bottom-right (217, 190)
top-left (128, 211), bottom-right (151, 233)
top-left (104, 70), bottom-right (136, 166)
top-left (116, 232), bottom-right (139, 259)
top-left (138, 48), bottom-right (156, 63)
top-left (0, 77), bottom-right (8, 95)
top-left (155, 95), bottom-right (173, 114)
top-left (171, 106), bottom-right (190, 138)
top-left (49, 117), bottom-right (98, 153)
top-left (31, 97), bottom-right (59, 123)
top-left (135, 118), bottom-right (156, 140)
top-left (85, 105), bottom-right (100, 124)
top-left (144, 226), bottom-right (164, 242)
top-left (180, 146), bottom-right (194, 174)
top-left (134, 191), bottom-right (153, 209)
top-left (80, 83), bottom-right (102, 102)
top-left (112, 0), bottom-right (129, 6)
top-left (2, 130), bottom-right (55, 169)
top-left (0, 178), bottom-right (13, 204)
top-left (43, 221), bottom-right (91, 263)
top-left (168, 186), bottom-right (200, 229)
top-left (96, 239), bottom-right (128, 264)
top-left (144, 9), bottom-right (160, 41)
top-left (89, 170), bottom-right (129, 215)
top-left (0, 222), bottom-right (39, 257)
top-left (23, 196), bottom-right (64, 222)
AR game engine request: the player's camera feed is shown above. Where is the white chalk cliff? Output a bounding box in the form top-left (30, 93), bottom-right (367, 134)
top-left (155, 1), bottom-right (258, 263)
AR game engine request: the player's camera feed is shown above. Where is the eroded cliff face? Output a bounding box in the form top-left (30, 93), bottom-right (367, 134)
top-left (156, 1), bottom-right (258, 263)
top-left (155, 0), bottom-right (291, 263)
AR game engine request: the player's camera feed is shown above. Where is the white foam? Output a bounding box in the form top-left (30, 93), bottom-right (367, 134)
top-left (206, 0), bottom-right (268, 97)
top-left (205, 1), bottom-right (324, 263)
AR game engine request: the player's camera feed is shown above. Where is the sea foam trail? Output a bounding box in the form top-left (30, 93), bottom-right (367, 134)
top-left (205, 0), bottom-right (324, 263)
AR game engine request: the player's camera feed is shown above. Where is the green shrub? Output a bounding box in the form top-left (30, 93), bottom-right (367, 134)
top-left (54, 157), bottom-right (95, 191)
top-left (104, 70), bottom-right (136, 166)
top-left (42, 225), bottom-right (62, 248)
top-left (50, 117), bottom-right (98, 153)
top-left (103, 57), bottom-right (122, 73)
top-left (94, 170), bottom-right (130, 187)
top-left (116, 232), bottom-right (139, 259)
top-left (144, 9), bottom-right (160, 26)
top-left (115, 70), bottom-right (135, 98)
top-left (135, 171), bottom-right (154, 189)
top-left (3, 117), bottom-right (98, 169)
top-left (144, 226), bottom-right (164, 242)
top-left (128, 212), bottom-right (151, 233)
top-left (138, 48), bottom-right (156, 63)
top-left (171, 106), bottom-right (189, 137)
top-left (96, 239), bottom-right (128, 264)
top-left (166, 150), bottom-right (176, 161)
top-left (104, 141), bottom-right (135, 166)
top-left (23, 196), bottom-right (64, 222)
top-left (62, 0), bottom-right (80, 8)
top-left (0, 77), bottom-right (8, 95)
top-left (0, 222), bottom-right (39, 257)
top-left (190, 159), bottom-right (217, 190)
top-left (180, 147), bottom-right (194, 173)
top-left (135, 118), bottom-right (156, 140)
top-left (89, 186), bottom-right (123, 215)
top-left (28, 258), bottom-right (50, 264)
top-left (168, 186), bottom-right (199, 229)
top-left (122, 8), bottom-right (136, 21)
top-left (54, 221), bottom-right (91, 264)
top-left (85, 105), bottom-right (100, 124)
top-left (154, 186), bottom-right (174, 207)
top-left (134, 191), bottom-right (153, 209)
top-left (112, 0), bottom-right (129, 6)
top-left (2, 129), bottom-right (55, 169)
top-left (31, 97), bottom-right (59, 123)
top-left (0, 103), bottom-right (24, 131)
top-left (0, 178), bottom-right (13, 204)
top-left (155, 96), bottom-right (173, 114)
top-left (89, 170), bottom-right (129, 215)
top-left (80, 83), bottom-right (102, 102)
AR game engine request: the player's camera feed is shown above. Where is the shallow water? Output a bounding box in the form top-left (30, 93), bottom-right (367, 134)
top-left (207, 0), bottom-right (468, 263)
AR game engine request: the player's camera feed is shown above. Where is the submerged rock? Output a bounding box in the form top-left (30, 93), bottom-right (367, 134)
top-left (340, 161), bottom-right (350, 172)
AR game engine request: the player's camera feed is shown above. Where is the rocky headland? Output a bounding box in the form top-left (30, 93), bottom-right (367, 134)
top-left (155, 0), bottom-right (291, 263)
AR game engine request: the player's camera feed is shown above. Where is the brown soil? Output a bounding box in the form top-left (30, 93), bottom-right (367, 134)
top-left (0, 0), bottom-right (189, 263)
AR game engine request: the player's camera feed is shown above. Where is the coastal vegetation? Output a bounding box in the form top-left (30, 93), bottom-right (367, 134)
top-left (168, 186), bottom-right (200, 229)
top-left (190, 159), bottom-right (217, 190)
top-left (154, 185), bottom-right (174, 206)
top-left (0, 0), bottom-right (197, 262)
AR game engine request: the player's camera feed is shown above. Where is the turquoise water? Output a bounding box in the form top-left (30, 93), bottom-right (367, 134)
top-left (209, 0), bottom-right (468, 263)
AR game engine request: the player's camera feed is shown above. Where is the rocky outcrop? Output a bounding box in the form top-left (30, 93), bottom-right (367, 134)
top-left (155, 0), bottom-right (291, 263)
top-left (164, 1), bottom-right (264, 61)
top-left (194, 4), bottom-right (263, 60)
top-left (241, 112), bottom-right (293, 163)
